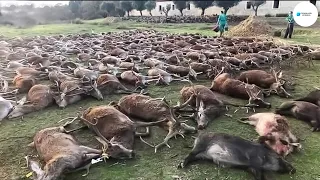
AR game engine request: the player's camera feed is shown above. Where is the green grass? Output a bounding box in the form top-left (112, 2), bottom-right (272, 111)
top-left (0, 21), bottom-right (320, 180)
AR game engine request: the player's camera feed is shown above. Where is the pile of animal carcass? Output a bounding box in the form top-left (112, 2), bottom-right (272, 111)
top-left (0, 29), bottom-right (319, 180)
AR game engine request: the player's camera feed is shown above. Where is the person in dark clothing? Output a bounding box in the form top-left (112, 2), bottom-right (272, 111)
top-left (284, 11), bottom-right (294, 38)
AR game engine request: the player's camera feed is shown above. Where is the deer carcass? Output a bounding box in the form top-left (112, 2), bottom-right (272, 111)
top-left (210, 73), bottom-right (271, 109)
top-left (0, 96), bottom-right (14, 121)
top-left (179, 85), bottom-right (244, 129)
top-left (238, 69), bottom-right (291, 98)
top-left (239, 112), bottom-right (300, 156)
top-left (64, 105), bottom-right (168, 158)
top-left (74, 67), bottom-right (99, 82)
top-left (147, 67), bottom-right (189, 85)
top-left (8, 84), bottom-right (55, 118)
top-left (276, 101), bottom-right (320, 131)
top-left (116, 94), bottom-right (196, 153)
top-left (178, 132), bottom-right (296, 180)
top-left (53, 80), bottom-right (103, 108)
top-left (26, 126), bottom-right (102, 180)
top-left (97, 74), bottom-right (144, 95)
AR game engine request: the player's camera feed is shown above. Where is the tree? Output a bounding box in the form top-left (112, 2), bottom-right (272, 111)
top-left (133, 1), bottom-right (147, 16)
top-left (248, 0), bottom-right (266, 16)
top-left (192, 1), bottom-right (214, 16)
top-left (173, 1), bottom-right (187, 16)
top-left (145, 1), bottom-right (156, 16)
top-left (80, 1), bottom-right (102, 20)
top-left (162, 4), bottom-right (171, 17)
top-left (100, 1), bottom-right (116, 16)
top-left (214, 0), bottom-right (241, 13)
top-left (69, 1), bottom-right (82, 18)
top-left (120, 1), bottom-right (134, 17)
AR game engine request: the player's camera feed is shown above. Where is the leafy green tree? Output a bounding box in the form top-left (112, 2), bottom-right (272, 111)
top-left (68, 1), bottom-right (82, 18)
top-left (173, 1), bottom-right (188, 16)
top-left (214, 0), bottom-right (241, 13)
top-left (162, 4), bottom-right (171, 17)
top-left (192, 1), bottom-right (214, 16)
top-left (133, 1), bottom-right (147, 16)
top-left (120, 1), bottom-right (134, 17)
top-left (100, 1), bottom-right (116, 16)
top-left (145, 1), bottom-right (156, 16)
top-left (248, 0), bottom-right (266, 16)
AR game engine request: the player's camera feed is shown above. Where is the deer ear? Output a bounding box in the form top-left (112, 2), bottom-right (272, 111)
top-left (28, 159), bottom-right (44, 178)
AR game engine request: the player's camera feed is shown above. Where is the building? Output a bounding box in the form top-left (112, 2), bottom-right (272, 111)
top-left (130, 0), bottom-right (320, 16)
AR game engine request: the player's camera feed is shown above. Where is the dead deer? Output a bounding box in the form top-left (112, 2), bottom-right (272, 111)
top-left (276, 101), bottom-right (320, 132)
top-left (53, 80), bottom-right (103, 108)
top-left (0, 96), bottom-right (14, 121)
top-left (238, 112), bottom-right (300, 156)
top-left (74, 67), bottom-right (99, 83)
top-left (8, 84), bottom-right (55, 119)
top-left (210, 73), bottom-right (271, 110)
top-left (97, 74), bottom-right (144, 95)
top-left (238, 69), bottom-right (291, 98)
top-left (116, 94), bottom-right (197, 153)
top-left (147, 67), bottom-right (190, 85)
top-left (26, 126), bottom-right (103, 180)
top-left (13, 74), bottom-right (37, 93)
top-left (179, 85), bottom-right (247, 129)
top-left (61, 105), bottom-right (168, 158)
top-left (118, 70), bottom-right (157, 88)
top-left (165, 65), bottom-right (200, 80)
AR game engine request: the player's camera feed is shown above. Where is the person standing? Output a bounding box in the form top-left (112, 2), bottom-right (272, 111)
top-left (284, 11), bottom-right (295, 38)
top-left (217, 11), bottom-right (228, 37)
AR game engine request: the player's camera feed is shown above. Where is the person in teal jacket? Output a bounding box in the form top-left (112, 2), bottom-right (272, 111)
top-left (217, 11), bottom-right (228, 37)
top-left (284, 11), bottom-right (295, 38)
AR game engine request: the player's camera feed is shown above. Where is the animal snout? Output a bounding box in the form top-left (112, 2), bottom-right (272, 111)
top-left (198, 125), bottom-right (205, 130)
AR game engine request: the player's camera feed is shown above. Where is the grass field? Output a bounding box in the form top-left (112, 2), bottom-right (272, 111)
top-left (0, 18), bottom-right (320, 180)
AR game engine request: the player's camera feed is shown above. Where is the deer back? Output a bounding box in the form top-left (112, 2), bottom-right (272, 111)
top-left (82, 106), bottom-right (135, 149)
top-left (28, 85), bottom-right (54, 106)
top-left (238, 70), bottom-right (276, 88)
top-left (118, 94), bottom-right (171, 121)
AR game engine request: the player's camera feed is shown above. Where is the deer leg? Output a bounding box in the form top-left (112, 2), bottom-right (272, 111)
top-left (79, 146), bottom-right (102, 154)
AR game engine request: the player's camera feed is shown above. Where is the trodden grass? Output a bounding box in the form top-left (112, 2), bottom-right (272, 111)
top-left (0, 21), bottom-right (320, 180)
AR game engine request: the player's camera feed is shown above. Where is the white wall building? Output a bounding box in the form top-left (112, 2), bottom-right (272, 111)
top-left (130, 0), bottom-right (320, 16)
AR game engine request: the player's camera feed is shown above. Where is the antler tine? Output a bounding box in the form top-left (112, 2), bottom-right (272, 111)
top-left (213, 67), bottom-right (225, 80)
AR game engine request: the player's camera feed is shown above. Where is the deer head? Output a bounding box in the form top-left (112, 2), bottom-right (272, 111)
top-left (245, 83), bottom-right (271, 109)
top-left (270, 69), bottom-right (292, 98)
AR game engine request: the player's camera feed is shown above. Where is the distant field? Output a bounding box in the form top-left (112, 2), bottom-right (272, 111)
top-left (0, 18), bottom-right (320, 180)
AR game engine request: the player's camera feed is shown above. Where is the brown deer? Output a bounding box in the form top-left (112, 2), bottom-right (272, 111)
top-left (73, 67), bottom-right (99, 82)
top-left (238, 112), bottom-right (300, 156)
top-left (118, 70), bottom-right (157, 88)
top-left (116, 94), bottom-right (197, 153)
top-left (96, 74), bottom-right (144, 95)
top-left (12, 74), bottom-right (37, 93)
top-left (179, 85), bottom-right (248, 129)
top-left (210, 73), bottom-right (271, 110)
top-left (238, 69), bottom-right (291, 98)
top-left (53, 80), bottom-right (103, 108)
top-left (8, 84), bottom-right (55, 118)
top-left (62, 105), bottom-right (168, 159)
top-left (147, 67), bottom-right (190, 85)
top-left (26, 126), bottom-right (103, 180)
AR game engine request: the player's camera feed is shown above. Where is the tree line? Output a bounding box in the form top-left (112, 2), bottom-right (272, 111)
top-left (68, 0), bottom-right (267, 19)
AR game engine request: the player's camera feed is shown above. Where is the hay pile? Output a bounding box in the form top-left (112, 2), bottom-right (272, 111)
top-left (228, 16), bottom-right (275, 37)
